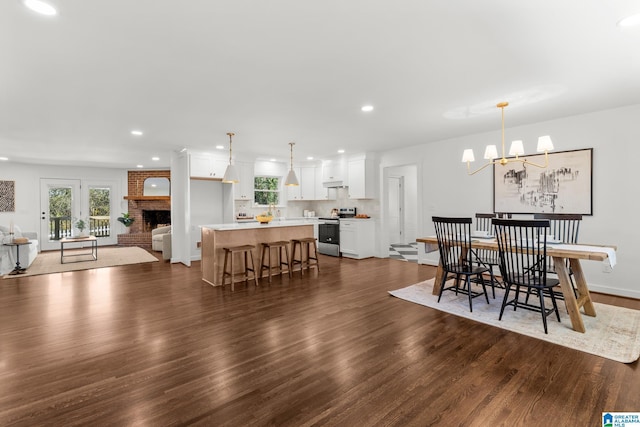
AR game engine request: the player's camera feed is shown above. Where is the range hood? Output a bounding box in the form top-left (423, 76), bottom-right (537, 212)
top-left (323, 180), bottom-right (347, 188)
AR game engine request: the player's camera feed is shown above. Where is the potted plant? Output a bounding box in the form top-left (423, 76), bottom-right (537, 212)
top-left (74, 217), bottom-right (88, 237)
top-left (117, 212), bottom-right (135, 228)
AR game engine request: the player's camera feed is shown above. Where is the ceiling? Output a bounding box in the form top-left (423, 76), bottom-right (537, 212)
top-left (2, 1), bottom-right (640, 169)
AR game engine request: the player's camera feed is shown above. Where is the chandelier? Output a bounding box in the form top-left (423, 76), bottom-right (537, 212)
top-left (461, 102), bottom-right (554, 175)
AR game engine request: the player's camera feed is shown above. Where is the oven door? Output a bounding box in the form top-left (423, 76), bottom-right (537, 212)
top-left (318, 222), bottom-right (340, 256)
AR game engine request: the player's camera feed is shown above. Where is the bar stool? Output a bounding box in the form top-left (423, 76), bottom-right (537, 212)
top-left (259, 240), bottom-right (292, 283)
top-left (221, 245), bottom-right (259, 291)
top-left (291, 237), bottom-right (320, 276)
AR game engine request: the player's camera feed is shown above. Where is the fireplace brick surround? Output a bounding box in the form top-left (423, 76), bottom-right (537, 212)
top-left (117, 170), bottom-right (170, 249)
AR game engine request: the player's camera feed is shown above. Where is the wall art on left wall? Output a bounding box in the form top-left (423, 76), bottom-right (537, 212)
top-left (0, 180), bottom-right (16, 212)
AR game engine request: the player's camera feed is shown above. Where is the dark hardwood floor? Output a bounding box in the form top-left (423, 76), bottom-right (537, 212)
top-left (0, 252), bottom-right (638, 426)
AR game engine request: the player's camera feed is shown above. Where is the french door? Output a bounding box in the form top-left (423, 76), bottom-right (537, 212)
top-left (40, 179), bottom-right (117, 251)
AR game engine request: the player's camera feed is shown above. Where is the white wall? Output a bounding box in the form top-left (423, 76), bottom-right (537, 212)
top-left (189, 179), bottom-right (225, 260)
top-left (379, 104), bottom-right (640, 298)
top-left (0, 162), bottom-right (127, 235)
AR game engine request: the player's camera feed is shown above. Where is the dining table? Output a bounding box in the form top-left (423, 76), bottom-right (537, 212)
top-left (416, 235), bottom-right (617, 333)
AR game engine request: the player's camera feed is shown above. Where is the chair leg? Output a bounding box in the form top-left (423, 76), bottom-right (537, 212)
top-left (229, 252), bottom-right (235, 292)
top-left (466, 275), bottom-right (473, 312)
top-left (499, 285), bottom-right (511, 321)
top-left (538, 288), bottom-right (549, 334)
top-left (437, 271), bottom-right (448, 303)
top-left (248, 250), bottom-right (259, 287)
top-left (222, 249), bottom-right (229, 288)
top-left (479, 273), bottom-right (489, 304)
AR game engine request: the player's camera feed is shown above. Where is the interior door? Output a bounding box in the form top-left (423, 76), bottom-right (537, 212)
top-left (387, 175), bottom-right (404, 244)
top-left (40, 179), bottom-right (81, 251)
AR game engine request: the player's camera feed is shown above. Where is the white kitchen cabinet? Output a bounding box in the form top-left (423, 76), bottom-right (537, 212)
top-left (322, 157), bottom-right (346, 184)
top-left (339, 219), bottom-right (375, 259)
top-left (233, 161), bottom-right (254, 201)
top-left (190, 153), bottom-right (228, 179)
top-left (288, 165), bottom-right (333, 201)
top-left (314, 167), bottom-right (335, 200)
top-left (347, 157), bottom-right (375, 199)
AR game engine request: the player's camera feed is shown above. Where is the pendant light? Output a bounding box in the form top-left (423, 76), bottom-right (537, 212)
top-left (222, 132), bottom-right (239, 183)
top-left (284, 142), bottom-right (299, 186)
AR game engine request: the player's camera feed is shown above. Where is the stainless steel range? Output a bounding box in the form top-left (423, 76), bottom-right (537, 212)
top-left (318, 207), bottom-right (356, 256)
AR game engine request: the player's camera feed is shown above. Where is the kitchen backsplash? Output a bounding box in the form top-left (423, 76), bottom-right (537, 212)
top-left (234, 188), bottom-right (380, 219)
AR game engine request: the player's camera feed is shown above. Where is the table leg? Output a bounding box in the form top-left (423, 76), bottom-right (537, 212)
top-left (569, 258), bottom-right (596, 317)
top-left (553, 256), bottom-right (589, 333)
top-left (432, 259), bottom-right (445, 295)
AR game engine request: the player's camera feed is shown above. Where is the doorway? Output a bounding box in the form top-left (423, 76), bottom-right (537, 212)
top-left (388, 175), bottom-right (404, 244)
top-left (40, 179), bottom-right (117, 251)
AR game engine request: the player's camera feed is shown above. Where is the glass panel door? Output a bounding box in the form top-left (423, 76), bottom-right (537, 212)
top-left (85, 182), bottom-right (117, 245)
top-left (40, 179), bottom-right (81, 251)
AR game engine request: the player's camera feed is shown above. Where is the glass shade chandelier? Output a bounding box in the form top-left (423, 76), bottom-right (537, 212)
top-left (284, 142), bottom-right (299, 186)
top-left (462, 102), bottom-right (554, 175)
top-left (222, 132), bottom-right (239, 183)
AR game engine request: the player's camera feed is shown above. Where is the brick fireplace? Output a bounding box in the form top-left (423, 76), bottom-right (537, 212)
top-left (117, 170), bottom-right (171, 249)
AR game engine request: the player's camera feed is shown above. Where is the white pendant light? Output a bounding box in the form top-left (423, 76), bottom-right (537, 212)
top-left (222, 132), bottom-right (239, 183)
top-left (284, 142), bottom-right (299, 186)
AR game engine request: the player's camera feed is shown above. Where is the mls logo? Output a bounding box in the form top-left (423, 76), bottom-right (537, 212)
top-left (603, 413), bottom-right (613, 427)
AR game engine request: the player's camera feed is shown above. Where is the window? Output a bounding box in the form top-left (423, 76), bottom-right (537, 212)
top-left (254, 176), bottom-right (280, 206)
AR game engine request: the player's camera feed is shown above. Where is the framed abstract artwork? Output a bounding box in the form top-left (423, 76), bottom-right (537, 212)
top-left (493, 148), bottom-right (593, 215)
top-left (0, 180), bottom-right (16, 212)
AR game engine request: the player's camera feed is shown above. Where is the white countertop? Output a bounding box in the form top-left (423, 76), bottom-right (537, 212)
top-left (201, 218), bottom-right (319, 231)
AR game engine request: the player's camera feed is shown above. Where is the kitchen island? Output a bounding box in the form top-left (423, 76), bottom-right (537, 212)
top-left (201, 220), bottom-right (317, 286)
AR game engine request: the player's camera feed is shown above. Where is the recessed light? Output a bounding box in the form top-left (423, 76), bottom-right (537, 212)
top-left (23, 0), bottom-right (57, 16)
top-left (215, 145), bottom-right (225, 150)
top-left (361, 105), bottom-right (374, 112)
top-left (618, 13), bottom-right (640, 27)
top-left (136, 164), bottom-right (144, 168)
top-left (307, 156), bottom-right (314, 160)
top-left (0, 157), bottom-right (8, 161)
top-left (151, 157), bottom-right (160, 161)
top-left (131, 130), bottom-right (143, 136)
top-left (270, 158), bottom-right (277, 162)
top-left (337, 149), bottom-right (345, 154)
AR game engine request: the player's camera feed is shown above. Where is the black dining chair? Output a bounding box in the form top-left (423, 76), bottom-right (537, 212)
top-left (472, 213), bottom-right (502, 297)
top-left (533, 213), bottom-right (582, 298)
top-left (432, 216), bottom-right (490, 312)
top-left (492, 218), bottom-right (561, 334)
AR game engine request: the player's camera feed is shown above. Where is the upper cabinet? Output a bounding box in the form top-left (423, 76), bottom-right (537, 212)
top-left (233, 161), bottom-right (254, 201)
top-left (321, 157), bottom-right (347, 184)
top-left (190, 153), bottom-right (228, 179)
top-left (288, 166), bottom-right (330, 201)
top-left (347, 155), bottom-right (376, 199)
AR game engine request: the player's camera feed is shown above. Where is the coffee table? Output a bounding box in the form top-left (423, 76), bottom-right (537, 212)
top-left (60, 236), bottom-right (98, 264)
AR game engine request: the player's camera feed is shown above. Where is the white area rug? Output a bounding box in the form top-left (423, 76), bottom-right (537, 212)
top-left (3, 247), bottom-right (159, 279)
top-left (389, 278), bottom-right (640, 363)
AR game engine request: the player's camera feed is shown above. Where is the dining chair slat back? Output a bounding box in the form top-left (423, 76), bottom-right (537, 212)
top-left (492, 218), bottom-right (561, 334)
top-left (432, 216), bottom-right (490, 312)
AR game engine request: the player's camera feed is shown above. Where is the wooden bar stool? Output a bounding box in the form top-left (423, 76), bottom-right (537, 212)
top-left (259, 241), bottom-right (292, 283)
top-left (221, 245), bottom-right (259, 291)
top-left (291, 237), bottom-right (320, 276)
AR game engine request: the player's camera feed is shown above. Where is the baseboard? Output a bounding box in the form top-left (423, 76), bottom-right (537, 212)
top-left (588, 283), bottom-right (640, 300)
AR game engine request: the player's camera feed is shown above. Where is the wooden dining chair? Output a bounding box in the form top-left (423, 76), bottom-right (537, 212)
top-left (492, 218), bottom-right (561, 334)
top-left (432, 216), bottom-right (491, 312)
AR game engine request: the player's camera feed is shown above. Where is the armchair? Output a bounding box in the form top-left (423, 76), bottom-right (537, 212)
top-left (151, 226), bottom-right (172, 261)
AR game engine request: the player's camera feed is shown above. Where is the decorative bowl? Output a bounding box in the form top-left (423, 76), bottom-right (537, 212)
top-left (256, 215), bottom-right (273, 224)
